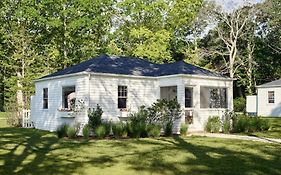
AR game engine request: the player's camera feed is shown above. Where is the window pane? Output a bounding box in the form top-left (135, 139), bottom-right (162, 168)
top-left (43, 88), bottom-right (48, 109)
top-left (118, 86), bottom-right (127, 108)
top-left (62, 86), bottom-right (76, 109)
top-left (200, 87), bottom-right (227, 109)
top-left (268, 91), bottom-right (274, 103)
top-left (43, 99), bottom-right (48, 109)
top-left (118, 98), bottom-right (127, 108)
top-left (185, 87), bottom-right (192, 108)
top-left (200, 87), bottom-right (209, 108)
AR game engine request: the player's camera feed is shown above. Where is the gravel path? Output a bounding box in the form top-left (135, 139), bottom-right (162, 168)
top-left (190, 132), bottom-right (281, 144)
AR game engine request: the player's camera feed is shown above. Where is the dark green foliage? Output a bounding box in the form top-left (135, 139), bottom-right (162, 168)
top-left (82, 124), bottom-right (90, 140)
top-left (233, 97), bottom-right (246, 112)
top-left (233, 115), bottom-right (271, 133)
top-left (112, 122), bottom-right (127, 138)
top-left (67, 126), bottom-right (77, 139)
top-left (88, 105), bottom-right (103, 131)
top-left (56, 124), bottom-right (69, 138)
top-left (164, 121), bottom-right (173, 136)
top-left (205, 116), bottom-right (221, 133)
top-left (103, 122), bottom-right (112, 136)
top-left (128, 107), bottom-right (148, 138)
top-left (147, 99), bottom-right (182, 125)
top-left (147, 124), bottom-right (162, 137)
top-left (222, 112), bottom-right (233, 133)
top-left (180, 123), bottom-right (188, 136)
top-left (95, 125), bottom-right (107, 139)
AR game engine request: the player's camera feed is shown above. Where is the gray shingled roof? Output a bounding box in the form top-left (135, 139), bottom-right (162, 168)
top-left (256, 79), bottom-right (281, 88)
top-left (41, 55), bottom-right (228, 79)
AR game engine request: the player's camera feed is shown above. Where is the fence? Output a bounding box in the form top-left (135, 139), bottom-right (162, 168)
top-left (22, 109), bottom-right (34, 128)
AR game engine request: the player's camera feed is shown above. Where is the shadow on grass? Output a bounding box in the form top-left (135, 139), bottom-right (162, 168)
top-left (0, 127), bottom-right (280, 175)
top-left (0, 127), bottom-right (90, 175)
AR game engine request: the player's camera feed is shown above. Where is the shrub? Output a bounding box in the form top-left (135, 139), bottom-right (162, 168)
top-left (233, 97), bottom-right (246, 112)
top-left (56, 123), bottom-right (69, 138)
top-left (95, 125), bottom-right (106, 139)
top-left (128, 107), bottom-right (148, 138)
top-left (205, 116), bottom-right (221, 133)
top-left (147, 124), bottom-right (161, 137)
top-left (222, 112), bottom-right (233, 133)
top-left (67, 126), bottom-right (77, 139)
top-left (147, 99), bottom-right (182, 125)
top-left (103, 122), bottom-right (112, 136)
top-left (180, 123), bottom-right (188, 136)
top-left (233, 115), bottom-right (250, 132)
top-left (164, 121), bottom-right (173, 136)
top-left (232, 115), bottom-right (270, 133)
top-left (82, 124), bottom-right (90, 139)
top-left (88, 104), bottom-right (103, 131)
top-left (112, 122), bottom-right (127, 138)
top-left (260, 119), bottom-right (270, 131)
top-left (222, 120), bottom-right (231, 133)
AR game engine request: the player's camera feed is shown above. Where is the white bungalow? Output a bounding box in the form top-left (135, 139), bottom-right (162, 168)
top-left (30, 55), bottom-right (233, 133)
top-left (247, 79), bottom-right (281, 117)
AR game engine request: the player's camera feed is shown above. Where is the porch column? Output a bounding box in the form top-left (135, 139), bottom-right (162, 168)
top-left (177, 84), bottom-right (185, 125)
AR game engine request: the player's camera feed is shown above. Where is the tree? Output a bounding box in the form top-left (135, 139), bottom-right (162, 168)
top-left (110, 0), bottom-right (203, 63)
top-left (203, 4), bottom-right (256, 78)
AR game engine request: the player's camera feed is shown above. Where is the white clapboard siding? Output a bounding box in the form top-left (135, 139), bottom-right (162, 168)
top-left (31, 73), bottom-right (233, 132)
top-left (257, 87), bottom-right (281, 117)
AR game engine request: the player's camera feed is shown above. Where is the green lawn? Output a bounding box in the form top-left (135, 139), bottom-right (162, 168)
top-left (0, 123), bottom-right (280, 175)
top-left (0, 112), bottom-right (8, 128)
top-left (247, 117), bottom-right (281, 139)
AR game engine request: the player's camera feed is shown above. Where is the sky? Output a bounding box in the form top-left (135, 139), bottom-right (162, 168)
top-left (212, 0), bottom-right (264, 12)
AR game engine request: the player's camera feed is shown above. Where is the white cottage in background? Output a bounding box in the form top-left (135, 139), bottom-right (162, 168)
top-left (247, 79), bottom-right (281, 117)
top-left (30, 55), bottom-right (233, 132)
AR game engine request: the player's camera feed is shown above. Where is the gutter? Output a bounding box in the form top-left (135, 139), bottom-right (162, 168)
top-left (34, 71), bottom-right (234, 83)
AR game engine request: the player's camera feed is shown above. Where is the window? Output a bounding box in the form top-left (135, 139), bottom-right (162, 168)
top-left (185, 87), bottom-right (193, 108)
top-left (200, 87), bottom-right (227, 108)
top-left (118, 86), bottom-right (127, 109)
top-left (43, 88), bottom-right (48, 109)
top-left (62, 86), bottom-right (76, 110)
top-left (268, 91), bottom-right (275, 103)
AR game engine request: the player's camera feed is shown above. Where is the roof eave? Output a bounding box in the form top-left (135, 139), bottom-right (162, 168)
top-left (34, 72), bottom-right (89, 83)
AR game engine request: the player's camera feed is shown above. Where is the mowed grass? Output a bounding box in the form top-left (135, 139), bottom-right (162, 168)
top-left (0, 122), bottom-right (280, 175)
top-left (0, 112), bottom-right (9, 128)
top-left (247, 117), bottom-right (281, 139)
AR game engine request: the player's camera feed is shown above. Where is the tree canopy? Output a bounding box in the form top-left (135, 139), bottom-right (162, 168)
top-left (0, 0), bottom-right (280, 111)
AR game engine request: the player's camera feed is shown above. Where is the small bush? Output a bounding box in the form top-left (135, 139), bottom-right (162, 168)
top-left (164, 121), bottom-right (173, 136)
top-left (223, 120), bottom-right (231, 133)
top-left (103, 122), bottom-right (112, 136)
top-left (112, 122), bottom-right (127, 138)
top-left (128, 107), bottom-right (148, 138)
top-left (205, 116), bottom-right (221, 133)
top-left (222, 112), bottom-right (233, 133)
top-left (233, 115), bottom-right (250, 132)
top-left (67, 126), bottom-right (77, 139)
top-left (147, 124), bottom-right (161, 137)
top-left (56, 123), bottom-right (69, 138)
top-left (232, 115), bottom-right (270, 133)
top-left (95, 125), bottom-right (106, 139)
top-left (260, 119), bottom-right (270, 131)
top-left (180, 123), bottom-right (188, 136)
top-left (233, 97), bottom-right (246, 112)
top-left (88, 104), bottom-right (103, 131)
top-left (82, 124), bottom-right (90, 139)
